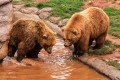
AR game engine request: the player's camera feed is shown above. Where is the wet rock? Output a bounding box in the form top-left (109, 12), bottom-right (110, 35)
top-left (39, 12), bottom-right (51, 19)
top-left (37, 7), bottom-right (52, 14)
top-left (13, 11), bottom-right (40, 22)
top-left (0, 1), bottom-right (13, 61)
top-left (44, 20), bottom-right (62, 36)
top-left (58, 19), bottom-right (69, 27)
top-left (20, 7), bottom-right (38, 14)
top-left (48, 16), bottom-right (60, 24)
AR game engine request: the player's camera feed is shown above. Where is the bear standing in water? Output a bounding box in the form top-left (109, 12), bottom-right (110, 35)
top-left (8, 19), bottom-right (56, 62)
top-left (62, 7), bottom-right (109, 56)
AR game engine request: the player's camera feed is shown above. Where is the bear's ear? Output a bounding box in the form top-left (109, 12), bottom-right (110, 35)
top-left (43, 34), bottom-right (48, 39)
top-left (72, 29), bottom-right (78, 35)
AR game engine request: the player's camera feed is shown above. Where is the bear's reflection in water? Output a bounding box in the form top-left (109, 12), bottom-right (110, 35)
top-left (1, 38), bottom-right (108, 80)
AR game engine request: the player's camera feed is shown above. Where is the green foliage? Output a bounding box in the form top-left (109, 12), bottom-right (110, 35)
top-left (104, 8), bottom-right (120, 38)
top-left (37, 0), bottom-right (84, 18)
top-left (89, 40), bottom-right (120, 55)
top-left (106, 60), bottom-right (120, 70)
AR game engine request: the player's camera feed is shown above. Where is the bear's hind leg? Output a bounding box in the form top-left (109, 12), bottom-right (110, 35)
top-left (94, 32), bottom-right (107, 49)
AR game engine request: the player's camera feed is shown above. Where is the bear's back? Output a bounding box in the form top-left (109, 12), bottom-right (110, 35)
top-left (11, 19), bottom-right (38, 41)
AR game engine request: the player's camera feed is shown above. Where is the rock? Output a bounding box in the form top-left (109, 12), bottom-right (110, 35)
top-left (13, 11), bottom-right (40, 22)
top-left (48, 16), bottom-right (60, 24)
top-left (0, 0), bottom-right (12, 6)
top-left (39, 12), bottom-right (51, 19)
top-left (13, 4), bottom-right (25, 11)
top-left (37, 7), bottom-right (52, 14)
top-left (78, 56), bottom-right (120, 80)
top-left (20, 7), bottom-right (38, 14)
top-left (58, 19), bottom-right (69, 27)
top-left (44, 20), bottom-right (62, 36)
top-left (0, 41), bottom-right (8, 61)
top-left (0, 1), bottom-right (13, 61)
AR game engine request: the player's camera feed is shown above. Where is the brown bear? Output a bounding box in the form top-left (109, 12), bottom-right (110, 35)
top-left (62, 7), bottom-right (109, 56)
top-left (8, 19), bottom-right (56, 62)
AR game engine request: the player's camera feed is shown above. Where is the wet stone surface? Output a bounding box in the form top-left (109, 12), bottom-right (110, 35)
top-left (1, 37), bottom-right (108, 80)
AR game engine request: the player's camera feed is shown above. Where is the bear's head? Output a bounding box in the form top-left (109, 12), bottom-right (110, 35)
top-left (61, 13), bottom-right (83, 47)
top-left (36, 20), bottom-right (56, 54)
top-left (62, 28), bottom-right (81, 47)
top-left (41, 32), bottom-right (56, 54)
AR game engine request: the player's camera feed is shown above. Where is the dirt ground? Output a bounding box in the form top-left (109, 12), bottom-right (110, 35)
top-left (96, 34), bottom-right (120, 63)
top-left (82, 0), bottom-right (120, 9)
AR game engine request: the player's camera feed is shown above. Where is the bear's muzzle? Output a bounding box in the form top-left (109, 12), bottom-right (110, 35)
top-left (44, 46), bottom-right (53, 54)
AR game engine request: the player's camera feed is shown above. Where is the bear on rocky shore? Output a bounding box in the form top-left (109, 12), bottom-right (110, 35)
top-left (62, 7), bottom-right (109, 56)
top-left (8, 19), bottom-right (56, 62)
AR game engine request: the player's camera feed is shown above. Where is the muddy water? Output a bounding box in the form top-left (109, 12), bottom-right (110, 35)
top-left (0, 38), bottom-right (108, 80)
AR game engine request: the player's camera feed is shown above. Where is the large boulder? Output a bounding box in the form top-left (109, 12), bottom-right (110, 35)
top-left (36, 7), bottom-right (52, 14)
top-left (44, 20), bottom-right (62, 36)
top-left (37, 7), bottom-right (52, 19)
top-left (0, 0), bottom-right (13, 61)
top-left (13, 11), bottom-right (40, 22)
top-left (48, 16), bottom-right (60, 24)
top-left (58, 19), bottom-right (69, 27)
top-left (13, 4), bottom-right (25, 11)
top-left (20, 7), bottom-right (38, 14)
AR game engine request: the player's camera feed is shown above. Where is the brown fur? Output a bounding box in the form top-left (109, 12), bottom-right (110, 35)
top-left (8, 19), bottom-right (56, 62)
top-left (62, 7), bottom-right (109, 56)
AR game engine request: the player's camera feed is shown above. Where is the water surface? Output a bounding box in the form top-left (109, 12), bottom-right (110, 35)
top-left (0, 38), bottom-right (108, 80)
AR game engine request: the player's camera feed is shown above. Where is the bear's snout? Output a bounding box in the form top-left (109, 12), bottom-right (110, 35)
top-left (64, 41), bottom-right (72, 47)
top-left (44, 46), bottom-right (53, 54)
